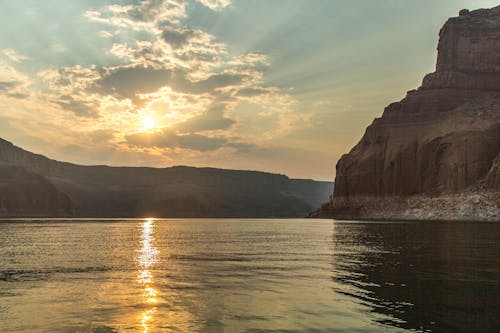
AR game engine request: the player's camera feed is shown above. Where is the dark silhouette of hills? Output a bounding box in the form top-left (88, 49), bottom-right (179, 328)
top-left (0, 137), bottom-right (332, 217)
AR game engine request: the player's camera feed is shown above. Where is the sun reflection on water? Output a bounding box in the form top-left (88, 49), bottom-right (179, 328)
top-left (141, 309), bottom-right (156, 333)
top-left (137, 218), bottom-right (159, 332)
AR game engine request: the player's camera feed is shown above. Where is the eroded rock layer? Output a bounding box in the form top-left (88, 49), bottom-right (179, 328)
top-left (325, 6), bottom-right (500, 221)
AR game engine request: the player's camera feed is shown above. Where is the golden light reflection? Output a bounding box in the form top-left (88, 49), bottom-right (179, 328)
top-left (141, 309), bottom-right (156, 333)
top-left (138, 269), bottom-right (153, 284)
top-left (137, 218), bottom-right (159, 332)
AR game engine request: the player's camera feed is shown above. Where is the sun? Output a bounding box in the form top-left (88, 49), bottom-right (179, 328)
top-left (141, 116), bottom-right (156, 131)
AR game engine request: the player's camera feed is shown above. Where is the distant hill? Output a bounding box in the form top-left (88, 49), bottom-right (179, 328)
top-left (0, 138), bottom-right (332, 218)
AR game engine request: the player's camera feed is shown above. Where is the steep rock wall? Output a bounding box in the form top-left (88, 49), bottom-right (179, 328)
top-left (327, 6), bottom-right (500, 221)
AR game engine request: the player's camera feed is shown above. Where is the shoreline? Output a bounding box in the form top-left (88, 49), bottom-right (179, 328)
top-left (309, 190), bottom-right (500, 222)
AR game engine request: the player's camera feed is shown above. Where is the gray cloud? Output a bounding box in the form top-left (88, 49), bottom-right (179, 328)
top-left (227, 141), bottom-right (257, 153)
top-left (88, 129), bottom-right (115, 143)
top-left (195, 73), bottom-right (247, 92)
top-left (0, 80), bottom-right (29, 99)
top-left (53, 95), bottom-right (99, 118)
top-left (161, 27), bottom-right (196, 49)
top-left (126, 129), bottom-right (228, 151)
top-left (177, 103), bottom-right (235, 132)
top-left (0, 81), bottom-right (18, 92)
top-left (95, 66), bottom-right (176, 99)
top-left (93, 65), bottom-right (248, 100)
top-left (7, 92), bottom-right (29, 99)
top-left (235, 87), bottom-right (272, 97)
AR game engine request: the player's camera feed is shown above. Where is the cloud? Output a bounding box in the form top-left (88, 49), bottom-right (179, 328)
top-left (0, 61), bottom-right (30, 97)
top-left (161, 27), bottom-right (196, 49)
top-left (6, 92), bottom-right (30, 99)
top-left (230, 53), bottom-right (270, 67)
top-left (2, 0), bottom-right (302, 168)
top-left (177, 103), bottom-right (235, 132)
top-left (235, 87), bottom-right (274, 97)
top-left (94, 66), bottom-right (176, 100)
top-left (2, 49), bottom-right (29, 63)
top-left (38, 65), bottom-right (103, 95)
top-left (226, 141), bottom-right (257, 153)
top-left (0, 81), bottom-right (18, 92)
top-left (87, 129), bottom-right (116, 143)
top-left (51, 95), bottom-right (99, 118)
top-left (92, 65), bottom-right (250, 100)
top-left (98, 30), bottom-right (114, 38)
top-left (196, 0), bottom-right (231, 10)
top-left (0, 62), bottom-right (26, 83)
top-left (85, 0), bottom-right (187, 29)
top-left (126, 128), bottom-right (228, 151)
top-left (194, 72), bottom-right (247, 92)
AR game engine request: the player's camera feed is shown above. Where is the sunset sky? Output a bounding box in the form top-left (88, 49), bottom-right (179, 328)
top-left (0, 0), bottom-right (497, 180)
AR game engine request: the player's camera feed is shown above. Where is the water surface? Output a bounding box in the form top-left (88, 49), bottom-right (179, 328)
top-left (0, 219), bottom-right (498, 332)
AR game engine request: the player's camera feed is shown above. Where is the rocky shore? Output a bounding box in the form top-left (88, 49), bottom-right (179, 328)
top-left (310, 185), bottom-right (499, 221)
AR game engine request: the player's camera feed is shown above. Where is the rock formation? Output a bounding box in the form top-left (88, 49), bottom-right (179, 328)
top-left (0, 138), bottom-right (332, 218)
top-left (314, 6), bottom-right (500, 221)
top-left (0, 165), bottom-right (73, 217)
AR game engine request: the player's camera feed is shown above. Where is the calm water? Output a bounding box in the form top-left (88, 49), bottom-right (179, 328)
top-left (0, 219), bottom-right (498, 333)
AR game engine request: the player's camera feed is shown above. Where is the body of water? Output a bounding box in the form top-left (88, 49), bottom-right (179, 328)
top-left (0, 219), bottom-right (498, 332)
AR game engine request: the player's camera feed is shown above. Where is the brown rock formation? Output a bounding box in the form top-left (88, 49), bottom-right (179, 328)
top-left (486, 153), bottom-right (500, 188)
top-left (0, 165), bottom-right (74, 217)
top-left (322, 6), bottom-right (500, 221)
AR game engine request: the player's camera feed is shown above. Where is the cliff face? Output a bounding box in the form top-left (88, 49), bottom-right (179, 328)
top-left (325, 6), bottom-right (500, 221)
top-left (0, 138), bottom-right (332, 218)
top-left (0, 165), bottom-right (73, 217)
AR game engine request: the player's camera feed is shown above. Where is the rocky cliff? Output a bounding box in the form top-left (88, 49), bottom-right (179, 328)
top-left (0, 165), bottom-right (73, 217)
top-left (315, 6), bottom-right (500, 221)
top-left (0, 138), bottom-right (332, 218)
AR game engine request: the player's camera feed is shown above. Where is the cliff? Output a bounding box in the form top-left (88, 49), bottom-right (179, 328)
top-left (0, 138), bottom-right (332, 218)
top-left (0, 165), bottom-right (73, 217)
top-left (314, 6), bottom-right (500, 221)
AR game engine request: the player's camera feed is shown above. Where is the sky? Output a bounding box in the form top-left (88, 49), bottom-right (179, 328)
top-left (0, 0), bottom-right (498, 180)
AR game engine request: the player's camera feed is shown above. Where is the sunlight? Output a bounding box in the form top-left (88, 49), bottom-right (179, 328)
top-left (141, 116), bottom-right (156, 131)
top-left (138, 218), bottom-right (158, 268)
top-left (138, 269), bottom-right (153, 284)
top-left (140, 309), bottom-right (156, 333)
top-left (137, 218), bottom-right (159, 332)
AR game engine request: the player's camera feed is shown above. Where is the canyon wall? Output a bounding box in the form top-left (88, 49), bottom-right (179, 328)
top-left (317, 6), bottom-right (500, 221)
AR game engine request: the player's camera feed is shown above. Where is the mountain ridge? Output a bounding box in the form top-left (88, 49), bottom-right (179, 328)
top-left (0, 137), bottom-right (332, 218)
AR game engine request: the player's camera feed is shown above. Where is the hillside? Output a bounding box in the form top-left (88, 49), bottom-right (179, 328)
top-left (0, 138), bottom-right (332, 217)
